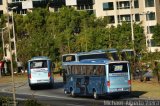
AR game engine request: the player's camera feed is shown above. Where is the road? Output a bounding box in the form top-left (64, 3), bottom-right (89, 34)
top-left (0, 77), bottom-right (150, 106)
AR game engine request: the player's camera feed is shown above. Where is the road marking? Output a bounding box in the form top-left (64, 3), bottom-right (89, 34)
top-left (18, 93), bottom-right (89, 101)
top-left (66, 104), bottom-right (85, 106)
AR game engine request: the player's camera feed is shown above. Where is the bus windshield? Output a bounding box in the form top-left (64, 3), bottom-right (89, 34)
top-left (78, 53), bottom-right (107, 61)
top-left (109, 63), bottom-right (128, 73)
top-left (63, 55), bottom-right (76, 62)
top-left (30, 60), bottom-right (47, 69)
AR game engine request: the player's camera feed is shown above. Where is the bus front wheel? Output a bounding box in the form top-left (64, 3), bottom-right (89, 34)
top-left (70, 88), bottom-right (76, 97)
top-left (93, 91), bottom-right (99, 99)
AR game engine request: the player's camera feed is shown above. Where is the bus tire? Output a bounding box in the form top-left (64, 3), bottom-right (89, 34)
top-left (49, 83), bottom-right (53, 89)
top-left (93, 90), bottom-right (99, 100)
top-left (64, 90), bottom-right (67, 95)
top-left (30, 85), bottom-right (35, 90)
top-left (70, 88), bottom-right (76, 97)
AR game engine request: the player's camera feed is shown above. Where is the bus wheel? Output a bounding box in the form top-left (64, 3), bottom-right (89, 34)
top-left (93, 91), bottom-right (99, 99)
top-left (30, 86), bottom-right (36, 90)
top-left (64, 90), bottom-right (67, 95)
top-left (70, 89), bottom-right (76, 97)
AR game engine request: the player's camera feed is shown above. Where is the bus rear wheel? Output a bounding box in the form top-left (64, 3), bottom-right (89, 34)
top-left (93, 91), bottom-right (99, 99)
top-left (30, 85), bottom-right (36, 90)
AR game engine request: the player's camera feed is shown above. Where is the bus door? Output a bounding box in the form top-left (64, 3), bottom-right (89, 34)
top-left (107, 63), bottom-right (131, 92)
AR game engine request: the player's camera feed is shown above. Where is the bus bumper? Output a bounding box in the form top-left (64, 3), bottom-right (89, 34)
top-left (104, 91), bottom-right (131, 97)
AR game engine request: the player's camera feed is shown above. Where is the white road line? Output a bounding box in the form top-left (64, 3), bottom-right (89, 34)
top-left (66, 104), bottom-right (85, 106)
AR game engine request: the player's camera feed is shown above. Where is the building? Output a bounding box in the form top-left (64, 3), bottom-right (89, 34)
top-left (0, 0), bottom-right (7, 15)
top-left (94, 0), bottom-right (160, 52)
top-left (1, 0), bottom-right (160, 52)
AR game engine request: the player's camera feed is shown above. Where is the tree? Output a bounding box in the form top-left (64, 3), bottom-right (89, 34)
top-left (153, 24), bottom-right (160, 46)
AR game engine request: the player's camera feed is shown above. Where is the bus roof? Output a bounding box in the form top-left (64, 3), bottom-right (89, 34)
top-left (28, 56), bottom-right (50, 61)
top-left (121, 49), bottom-right (134, 52)
top-left (62, 53), bottom-right (77, 56)
top-left (64, 59), bottom-right (128, 65)
top-left (90, 48), bottom-right (117, 53)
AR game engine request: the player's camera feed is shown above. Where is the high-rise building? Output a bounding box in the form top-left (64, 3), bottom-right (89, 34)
top-left (0, 0), bottom-right (7, 15)
top-left (94, 0), bottom-right (160, 52)
top-left (1, 0), bottom-right (160, 52)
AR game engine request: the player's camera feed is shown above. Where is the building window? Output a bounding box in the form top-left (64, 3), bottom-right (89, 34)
top-left (134, 0), bottom-right (139, 8)
top-left (103, 2), bottom-right (114, 10)
top-left (0, 0), bottom-right (2, 5)
top-left (135, 14), bottom-right (140, 21)
top-left (145, 0), bottom-right (154, 7)
top-left (0, 10), bottom-right (3, 14)
top-left (146, 12), bottom-right (155, 20)
top-left (117, 1), bottom-right (130, 9)
top-left (77, 5), bottom-right (93, 10)
top-left (147, 26), bottom-right (155, 34)
top-left (118, 15), bottom-right (131, 23)
top-left (104, 16), bottom-right (115, 24)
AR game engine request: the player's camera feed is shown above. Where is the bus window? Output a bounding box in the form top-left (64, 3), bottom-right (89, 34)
top-left (81, 65), bottom-right (87, 75)
top-left (76, 66), bottom-right (81, 75)
top-left (67, 66), bottom-right (72, 74)
top-left (30, 60), bottom-right (47, 69)
top-left (63, 55), bottom-right (76, 62)
top-left (78, 53), bottom-right (107, 61)
top-left (109, 63), bottom-right (128, 73)
top-left (96, 65), bottom-right (105, 76)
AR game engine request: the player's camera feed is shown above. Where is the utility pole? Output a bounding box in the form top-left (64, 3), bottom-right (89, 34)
top-left (130, 0), bottom-right (135, 49)
top-left (11, 7), bottom-right (18, 62)
top-left (6, 0), bottom-right (16, 106)
top-left (130, 0), bottom-right (136, 74)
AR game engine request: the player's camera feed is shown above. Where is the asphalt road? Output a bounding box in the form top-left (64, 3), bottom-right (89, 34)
top-left (0, 77), bottom-right (154, 106)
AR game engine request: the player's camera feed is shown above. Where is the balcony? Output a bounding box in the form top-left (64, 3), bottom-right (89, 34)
top-left (8, 0), bottom-right (47, 3)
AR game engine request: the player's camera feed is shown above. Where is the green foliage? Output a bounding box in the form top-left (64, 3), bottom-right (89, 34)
top-left (13, 7), bottom-right (146, 64)
top-left (0, 97), bottom-right (12, 106)
top-left (25, 99), bottom-right (42, 106)
top-left (0, 14), bottom-right (7, 28)
top-left (153, 24), bottom-right (160, 46)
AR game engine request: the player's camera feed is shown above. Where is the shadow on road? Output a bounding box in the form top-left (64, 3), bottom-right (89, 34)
top-left (31, 82), bottom-right (64, 90)
top-left (131, 91), bottom-right (147, 98)
top-left (53, 82), bottom-right (64, 89)
top-left (65, 91), bottom-right (147, 100)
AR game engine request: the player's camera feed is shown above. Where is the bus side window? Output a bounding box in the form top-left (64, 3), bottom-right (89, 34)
top-left (93, 65), bottom-right (98, 75)
top-left (96, 65), bottom-right (105, 76)
top-left (81, 65), bottom-right (87, 75)
top-left (86, 65), bottom-right (92, 75)
top-left (67, 66), bottom-right (72, 74)
top-left (76, 66), bottom-right (81, 75)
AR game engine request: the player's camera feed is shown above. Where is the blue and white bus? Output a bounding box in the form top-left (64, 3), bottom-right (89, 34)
top-left (27, 56), bottom-right (54, 90)
top-left (63, 59), bottom-right (131, 99)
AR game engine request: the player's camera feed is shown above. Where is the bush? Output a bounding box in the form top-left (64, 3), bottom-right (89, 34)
top-left (0, 97), bottom-right (12, 106)
top-left (25, 99), bottom-right (42, 106)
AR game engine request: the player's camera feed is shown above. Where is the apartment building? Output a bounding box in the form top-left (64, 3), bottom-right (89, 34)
top-left (0, 0), bottom-right (160, 52)
top-left (94, 0), bottom-right (160, 52)
top-left (0, 0), bottom-right (8, 15)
